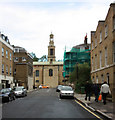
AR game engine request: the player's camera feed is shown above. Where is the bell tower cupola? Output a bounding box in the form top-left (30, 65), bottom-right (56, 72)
top-left (48, 32), bottom-right (55, 63)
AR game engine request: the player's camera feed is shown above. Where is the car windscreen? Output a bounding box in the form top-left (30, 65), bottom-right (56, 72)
top-left (0, 89), bottom-right (9, 93)
top-left (61, 86), bottom-right (72, 91)
top-left (14, 87), bottom-right (23, 91)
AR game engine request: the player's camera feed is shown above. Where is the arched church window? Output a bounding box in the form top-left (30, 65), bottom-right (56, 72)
top-left (49, 69), bottom-right (53, 76)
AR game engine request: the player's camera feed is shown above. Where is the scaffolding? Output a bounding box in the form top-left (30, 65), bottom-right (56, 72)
top-left (63, 47), bottom-right (90, 78)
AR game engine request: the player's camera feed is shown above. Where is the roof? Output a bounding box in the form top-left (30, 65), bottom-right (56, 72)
top-left (33, 61), bottom-right (63, 66)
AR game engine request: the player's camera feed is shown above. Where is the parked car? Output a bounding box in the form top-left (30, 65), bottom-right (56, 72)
top-left (59, 86), bottom-right (74, 99)
top-left (39, 85), bottom-right (49, 89)
top-left (0, 88), bottom-right (16, 102)
top-left (56, 85), bottom-right (63, 92)
top-left (13, 86), bottom-right (27, 97)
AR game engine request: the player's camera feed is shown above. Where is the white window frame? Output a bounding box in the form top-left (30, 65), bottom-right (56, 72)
top-left (2, 48), bottom-right (4, 56)
top-left (105, 25), bottom-right (108, 38)
top-left (96, 76), bottom-right (98, 83)
top-left (92, 41), bottom-right (94, 50)
top-left (113, 17), bottom-right (115, 30)
top-left (92, 57), bottom-right (93, 71)
top-left (14, 57), bottom-right (19, 62)
top-left (95, 55), bottom-right (97, 70)
top-left (100, 31), bottom-right (102, 43)
top-left (105, 47), bottom-right (107, 66)
top-left (101, 74), bottom-right (104, 83)
top-left (113, 42), bottom-right (115, 63)
top-left (22, 57), bottom-right (26, 61)
top-left (10, 53), bottom-right (12, 60)
top-left (2, 64), bottom-right (4, 73)
top-left (100, 51), bottom-right (102, 68)
top-left (95, 38), bottom-right (97, 47)
top-left (6, 50), bottom-right (8, 58)
top-left (10, 66), bottom-right (12, 75)
top-left (14, 48), bottom-right (19, 53)
top-left (6, 65), bottom-right (8, 74)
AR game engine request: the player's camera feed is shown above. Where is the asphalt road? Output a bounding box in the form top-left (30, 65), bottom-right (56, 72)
top-left (2, 88), bottom-right (105, 119)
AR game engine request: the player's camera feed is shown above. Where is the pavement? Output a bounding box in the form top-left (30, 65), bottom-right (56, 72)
top-left (74, 94), bottom-right (114, 120)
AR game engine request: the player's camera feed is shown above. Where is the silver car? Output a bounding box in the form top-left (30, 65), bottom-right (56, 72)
top-left (14, 86), bottom-right (27, 97)
top-left (60, 86), bottom-right (74, 99)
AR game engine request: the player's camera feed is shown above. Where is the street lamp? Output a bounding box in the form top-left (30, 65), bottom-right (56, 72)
top-left (76, 62), bottom-right (78, 80)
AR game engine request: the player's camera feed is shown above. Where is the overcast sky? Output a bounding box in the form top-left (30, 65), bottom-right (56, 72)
top-left (0, 0), bottom-right (113, 60)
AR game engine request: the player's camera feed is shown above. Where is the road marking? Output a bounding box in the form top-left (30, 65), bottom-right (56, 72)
top-left (75, 100), bottom-right (103, 120)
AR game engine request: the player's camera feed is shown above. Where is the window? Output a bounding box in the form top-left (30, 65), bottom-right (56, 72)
top-left (6, 65), bottom-right (8, 74)
top-left (92, 41), bottom-right (94, 50)
top-left (113, 17), bottom-right (115, 30)
top-left (92, 57), bottom-right (93, 71)
top-left (92, 76), bottom-right (95, 83)
top-left (49, 69), bottom-right (53, 76)
top-left (2, 48), bottom-right (4, 56)
top-left (10, 53), bottom-right (11, 60)
top-left (2, 64), bottom-right (4, 73)
top-left (50, 49), bottom-right (53, 55)
top-left (6, 50), bottom-right (8, 58)
top-left (113, 42), bottom-right (115, 63)
top-left (36, 80), bottom-right (39, 83)
top-left (14, 57), bottom-right (18, 62)
top-left (10, 66), bottom-right (12, 75)
top-left (14, 48), bottom-right (19, 53)
top-left (100, 51), bottom-right (102, 68)
top-left (105, 25), bottom-right (108, 38)
top-left (95, 38), bottom-right (97, 47)
top-left (36, 70), bottom-right (39, 77)
top-left (100, 31), bottom-right (102, 43)
top-left (95, 55), bottom-right (97, 70)
top-left (107, 73), bottom-right (109, 85)
top-left (96, 76), bottom-right (98, 83)
top-left (105, 47), bottom-right (107, 66)
top-left (22, 57), bottom-right (26, 61)
top-left (101, 74), bottom-right (104, 83)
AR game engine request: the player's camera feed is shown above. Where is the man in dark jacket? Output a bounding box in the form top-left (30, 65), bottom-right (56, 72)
top-left (93, 83), bottom-right (100, 102)
top-left (85, 81), bottom-right (92, 101)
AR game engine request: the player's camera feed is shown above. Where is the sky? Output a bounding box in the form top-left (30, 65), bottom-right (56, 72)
top-left (0, 0), bottom-right (114, 60)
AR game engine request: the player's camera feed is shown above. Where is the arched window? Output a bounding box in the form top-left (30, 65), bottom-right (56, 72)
top-left (49, 69), bottom-right (53, 76)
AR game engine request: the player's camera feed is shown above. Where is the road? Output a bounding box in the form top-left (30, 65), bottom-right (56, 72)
top-left (1, 88), bottom-right (106, 119)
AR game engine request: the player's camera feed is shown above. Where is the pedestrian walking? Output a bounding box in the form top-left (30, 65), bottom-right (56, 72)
top-left (100, 81), bottom-right (111, 105)
top-left (85, 81), bottom-right (92, 101)
top-left (93, 83), bottom-right (100, 102)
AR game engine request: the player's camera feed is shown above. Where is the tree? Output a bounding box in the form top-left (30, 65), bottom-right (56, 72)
top-left (69, 63), bottom-right (91, 93)
top-left (30, 52), bottom-right (39, 62)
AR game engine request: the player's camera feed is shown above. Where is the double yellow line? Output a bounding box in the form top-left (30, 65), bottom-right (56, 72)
top-left (75, 100), bottom-right (103, 120)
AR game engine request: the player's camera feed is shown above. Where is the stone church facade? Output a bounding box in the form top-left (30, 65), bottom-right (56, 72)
top-left (33, 33), bottom-right (64, 88)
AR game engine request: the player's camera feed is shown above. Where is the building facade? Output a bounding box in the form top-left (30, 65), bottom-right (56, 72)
top-left (63, 35), bottom-right (90, 80)
top-left (91, 3), bottom-right (115, 101)
top-left (13, 46), bottom-right (33, 90)
top-left (0, 33), bottom-right (13, 89)
top-left (33, 33), bottom-right (64, 88)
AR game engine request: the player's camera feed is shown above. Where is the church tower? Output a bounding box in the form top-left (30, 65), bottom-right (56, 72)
top-left (48, 33), bottom-right (55, 63)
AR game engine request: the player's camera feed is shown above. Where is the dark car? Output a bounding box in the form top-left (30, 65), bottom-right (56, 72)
top-left (56, 85), bottom-right (63, 92)
top-left (0, 88), bottom-right (16, 102)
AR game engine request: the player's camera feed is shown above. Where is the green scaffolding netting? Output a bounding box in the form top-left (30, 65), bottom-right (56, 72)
top-left (63, 48), bottom-right (90, 78)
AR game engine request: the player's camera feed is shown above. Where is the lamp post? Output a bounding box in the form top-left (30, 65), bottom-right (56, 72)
top-left (76, 62), bottom-right (78, 80)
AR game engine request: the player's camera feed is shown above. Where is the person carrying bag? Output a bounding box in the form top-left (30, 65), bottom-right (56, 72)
top-left (100, 81), bottom-right (111, 105)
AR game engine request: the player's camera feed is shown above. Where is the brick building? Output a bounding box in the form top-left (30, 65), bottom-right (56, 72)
top-left (33, 33), bottom-right (64, 88)
top-left (13, 46), bottom-right (33, 90)
top-left (0, 33), bottom-right (13, 89)
top-left (91, 3), bottom-right (115, 101)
